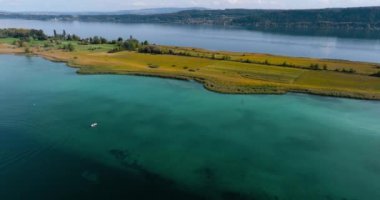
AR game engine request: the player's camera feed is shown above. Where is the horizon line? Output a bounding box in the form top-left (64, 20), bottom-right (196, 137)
top-left (1, 5), bottom-right (380, 13)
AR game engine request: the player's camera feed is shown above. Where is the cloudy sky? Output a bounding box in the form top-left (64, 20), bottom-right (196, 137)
top-left (1, 0), bottom-right (379, 12)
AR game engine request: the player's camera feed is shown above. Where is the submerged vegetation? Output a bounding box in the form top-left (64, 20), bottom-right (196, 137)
top-left (1, 28), bottom-right (380, 100)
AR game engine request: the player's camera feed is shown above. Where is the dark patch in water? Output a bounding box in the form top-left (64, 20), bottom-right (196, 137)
top-left (1, 146), bottom-right (205, 200)
top-left (109, 149), bottom-right (174, 186)
top-left (221, 191), bottom-right (254, 200)
top-left (277, 136), bottom-right (328, 152)
top-left (194, 167), bottom-right (217, 182)
top-left (363, 159), bottom-right (380, 175)
top-left (81, 170), bottom-right (100, 184)
top-left (109, 149), bottom-right (130, 160)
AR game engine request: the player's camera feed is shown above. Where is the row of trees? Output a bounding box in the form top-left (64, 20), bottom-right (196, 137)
top-left (53, 29), bottom-right (81, 41)
top-left (335, 68), bottom-right (356, 73)
top-left (50, 29), bottom-right (152, 52)
top-left (0, 28), bottom-right (47, 40)
top-left (1, 28), bottom-right (150, 52)
top-left (109, 36), bottom-right (149, 52)
top-left (52, 30), bottom-right (150, 49)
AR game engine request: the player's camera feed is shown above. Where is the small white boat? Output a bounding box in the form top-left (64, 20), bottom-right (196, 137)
top-left (90, 123), bottom-right (98, 128)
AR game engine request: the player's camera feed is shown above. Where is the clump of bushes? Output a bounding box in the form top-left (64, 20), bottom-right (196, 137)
top-left (138, 45), bottom-right (163, 54)
top-left (43, 42), bottom-right (53, 48)
top-left (334, 68), bottom-right (356, 73)
top-left (107, 36), bottom-right (143, 53)
top-left (339, 68), bottom-right (356, 73)
top-left (62, 43), bottom-right (75, 52)
top-left (108, 48), bottom-right (121, 53)
top-left (222, 55), bottom-right (231, 61)
top-left (88, 47), bottom-right (102, 51)
top-left (13, 40), bottom-right (28, 48)
top-left (24, 47), bottom-right (32, 54)
top-left (370, 71), bottom-right (380, 77)
top-left (310, 64), bottom-right (320, 70)
top-left (147, 64), bottom-right (159, 69)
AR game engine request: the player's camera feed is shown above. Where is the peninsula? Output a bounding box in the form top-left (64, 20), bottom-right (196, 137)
top-left (1, 28), bottom-right (380, 100)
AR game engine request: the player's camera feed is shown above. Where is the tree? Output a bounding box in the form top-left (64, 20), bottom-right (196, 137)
top-left (53, 29), bottom-right (57, 38)
top-left (100, 37), bottom-right (108, 44)
top-left (122, 37), bottom-right (140, 51)
top-left (72, 34), bottom-right (81, 41)
top-left (92, 36), bottom-right (101, 44)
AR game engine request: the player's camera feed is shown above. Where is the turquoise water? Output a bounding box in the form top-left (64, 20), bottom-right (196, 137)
top-left (1, 55), bottom-right (380, 200)
top-left (1, 19), bottom-right (380, 63)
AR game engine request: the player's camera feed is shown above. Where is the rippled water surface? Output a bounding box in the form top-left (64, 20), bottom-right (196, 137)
top-left (1, 19), bottom-right (380, 63)
top-left (0, 55), bottom-right (380, 200)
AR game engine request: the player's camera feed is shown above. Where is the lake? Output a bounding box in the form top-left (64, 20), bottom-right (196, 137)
top-left (0, 55), bottom-right (380, 200)
top-left (1, 19), bottom-right (380, 63)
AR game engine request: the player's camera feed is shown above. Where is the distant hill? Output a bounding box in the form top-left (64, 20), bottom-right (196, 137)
top-left (114, 7), bottom-right (207, 15)
top-left (0, 7), bottom-right (207, 16)
top-left (1, 7), bottom-right (380, 31)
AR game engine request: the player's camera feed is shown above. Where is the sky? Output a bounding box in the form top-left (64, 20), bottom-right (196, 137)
top-left (0, 0), bottom-right (380, 12)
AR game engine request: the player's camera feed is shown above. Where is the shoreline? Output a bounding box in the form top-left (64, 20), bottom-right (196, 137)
top-left (1, 43), bottom-right (380, 101)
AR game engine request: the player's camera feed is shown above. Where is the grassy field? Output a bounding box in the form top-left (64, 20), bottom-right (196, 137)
top-left (1, 38), bottom-right (380, 100)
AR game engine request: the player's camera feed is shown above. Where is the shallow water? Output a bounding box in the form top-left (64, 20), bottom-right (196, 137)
top-left (1, 19), bottom-right (380, 63)
top-left (0, 55), bottom-right (380, 200)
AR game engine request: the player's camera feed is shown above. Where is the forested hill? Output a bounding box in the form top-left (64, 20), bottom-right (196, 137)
top-left (1, 6), bottom-right (380, 30)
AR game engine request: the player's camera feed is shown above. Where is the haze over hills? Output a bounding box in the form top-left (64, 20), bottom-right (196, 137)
top-left (0, 7), bottom-right (207, 15)
top-left (1, 6), bottom-right (380, 31)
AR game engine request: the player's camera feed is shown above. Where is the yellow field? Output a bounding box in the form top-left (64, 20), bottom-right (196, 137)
top-left (1, 39), bottom-right (380, 100)
top-left (159, 46), bottom-right (380, 75)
